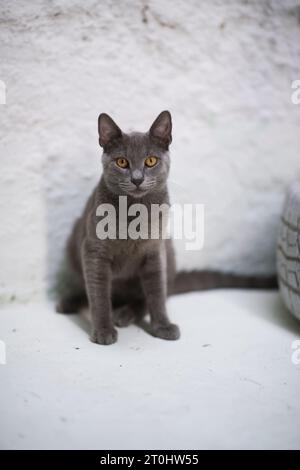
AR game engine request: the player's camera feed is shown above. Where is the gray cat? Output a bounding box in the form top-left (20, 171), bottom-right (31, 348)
top-left (57, 111), bottom-right (277, 345)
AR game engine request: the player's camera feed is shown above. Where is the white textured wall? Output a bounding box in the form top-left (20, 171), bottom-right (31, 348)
top-left (1, 0), bottom-right (300, 302)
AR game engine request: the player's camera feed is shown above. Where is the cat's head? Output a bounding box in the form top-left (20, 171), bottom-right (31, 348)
top-left (98, 111), bottom-right (172, 198)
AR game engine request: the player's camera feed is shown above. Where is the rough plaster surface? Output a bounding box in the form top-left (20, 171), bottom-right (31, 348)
top-left (0, 291), bottom-right (300, 449)
top-left (1, 0), bottom-right (300, 302)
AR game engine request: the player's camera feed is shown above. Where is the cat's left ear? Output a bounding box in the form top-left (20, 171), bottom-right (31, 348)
top-left (149, 110), bottom-right (172, 148)
top-left (98, 113), bottom-right (122, 148)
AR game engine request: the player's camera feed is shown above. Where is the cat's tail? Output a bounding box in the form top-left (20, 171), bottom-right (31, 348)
top-left (169, 270), bottom-right (278, 295)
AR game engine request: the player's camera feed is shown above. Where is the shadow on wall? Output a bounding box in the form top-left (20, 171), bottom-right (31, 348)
top-left (44, 150), bottom-right (99, 299)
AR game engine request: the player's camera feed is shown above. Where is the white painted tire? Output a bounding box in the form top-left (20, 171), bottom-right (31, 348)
top-left (277, 183), bottom-right (300, 320)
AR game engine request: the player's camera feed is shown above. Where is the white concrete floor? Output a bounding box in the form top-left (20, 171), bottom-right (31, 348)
top-left (0, 290), bottom-right (300, 450)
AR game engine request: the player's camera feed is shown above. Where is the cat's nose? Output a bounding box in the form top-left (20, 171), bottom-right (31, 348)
top-left (131, 170), bottom-right (144, 187)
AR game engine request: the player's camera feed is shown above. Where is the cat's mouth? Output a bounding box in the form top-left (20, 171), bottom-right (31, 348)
top-left (118, 181), bottom-right (155, 198)
top-left (127, 186), bottom-right (149, 198)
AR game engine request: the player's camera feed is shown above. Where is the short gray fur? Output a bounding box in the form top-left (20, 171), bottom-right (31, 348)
top-left (57, 111), bottom-right (277, 345)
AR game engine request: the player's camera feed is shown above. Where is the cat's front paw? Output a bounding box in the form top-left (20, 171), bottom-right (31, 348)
top-left (151, 322), bottom-right (180, 341)
top-left (90, 326), bottom-right (118, 345)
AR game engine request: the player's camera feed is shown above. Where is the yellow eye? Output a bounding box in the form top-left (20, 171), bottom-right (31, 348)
top-left (116, 158), bottom-right (129, 168)
top-left (145, 156), bottom-right (158, 167)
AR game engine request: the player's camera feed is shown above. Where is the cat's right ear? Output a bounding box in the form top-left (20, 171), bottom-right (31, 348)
top-left (149, 110), bottom-right (172, 148)
top-left (98, 113), bottom-right (122, 148)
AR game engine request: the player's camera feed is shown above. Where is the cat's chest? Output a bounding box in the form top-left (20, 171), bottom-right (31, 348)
top-left (110, 239), bottom-right (157, 279)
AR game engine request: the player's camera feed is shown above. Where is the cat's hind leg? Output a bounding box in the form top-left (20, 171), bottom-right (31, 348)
top-left (56, 292), bottom-right (88, 314)
top-left (113, 300), bottom-right (146, 327)
top-left (55, 258), bottom-right (87, 314)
